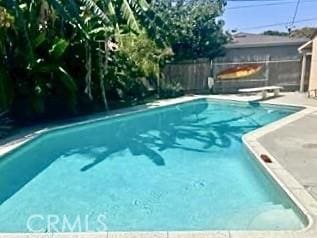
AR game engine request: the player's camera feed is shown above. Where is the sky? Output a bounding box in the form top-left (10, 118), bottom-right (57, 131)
top-left (222, 0), bottom-right (317, 33)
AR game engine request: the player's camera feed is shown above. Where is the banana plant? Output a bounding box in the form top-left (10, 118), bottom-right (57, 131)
top-left (0, 0), bottom-right (169, 120)
top-left (76, 0), bottom-right (158, 110)
top-left (0, 1), bottom-right (78, 120)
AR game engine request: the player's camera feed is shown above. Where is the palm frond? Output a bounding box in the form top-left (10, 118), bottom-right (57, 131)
top-left (136, 0), bottom-right (149, 11)
top-left (121, 0), bottom-right (140, 32)
top-left (106, 0), bottom-right (116, 22)
top-left (79, 0), bottom-right (111, 25)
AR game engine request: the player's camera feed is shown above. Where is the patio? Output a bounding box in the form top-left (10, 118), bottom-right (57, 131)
top-left (259, 94), bottom-right (317, 200)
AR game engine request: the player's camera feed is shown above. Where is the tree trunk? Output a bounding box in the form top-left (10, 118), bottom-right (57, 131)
top-left (84, 41), bottom-right (93, 100)
top-left (98, 41), bottom-right (109, 111)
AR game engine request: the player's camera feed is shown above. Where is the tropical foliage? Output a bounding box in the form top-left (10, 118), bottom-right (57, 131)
top-left (153, 0), bottom-right (228, 61)
top-left (290, 27), bottom-right (317, 39)
top-left (263, 27), bottom-right (317, 39)
top-left (263, 30), bottom-right (289, 37)
top-left (0, 0), bottom-right (227, 123)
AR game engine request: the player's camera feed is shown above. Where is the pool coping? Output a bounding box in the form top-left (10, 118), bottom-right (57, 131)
top-left (1, 95), bottom-right (317, 238)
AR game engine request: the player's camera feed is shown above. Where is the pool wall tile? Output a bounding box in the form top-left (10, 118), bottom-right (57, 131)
top-left (53, 232), bottom-right (108, 238)
top-left (0, 233), bottom-right (55, 238)
top-left (108, 231), bottom-right (167, 238)
top-left (229, 231), bottom-right (296, 238)
top-left (167, 231), bottom-right (229, 238)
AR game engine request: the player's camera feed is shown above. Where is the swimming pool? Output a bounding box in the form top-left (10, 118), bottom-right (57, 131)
top-left (0, 99), bottom-right (308, 232)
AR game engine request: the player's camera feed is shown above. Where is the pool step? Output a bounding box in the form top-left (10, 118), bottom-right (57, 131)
top-left (248, 206), bottom-right (303, 230)
top-left (227, 203), bottom-right (304, 230)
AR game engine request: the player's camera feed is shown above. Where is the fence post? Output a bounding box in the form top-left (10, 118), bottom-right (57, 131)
top-left (300, 53), bottom-right (307, 93)
top-left (265, 55), bottom-right (270, 86)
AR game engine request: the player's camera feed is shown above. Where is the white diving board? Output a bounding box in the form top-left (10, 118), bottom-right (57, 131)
top-left (238, 86), bottom-right (283, 99)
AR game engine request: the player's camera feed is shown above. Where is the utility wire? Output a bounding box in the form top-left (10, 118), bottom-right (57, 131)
top-left (228, 0), bottom-right (295, 1)
top-left (226, 0), bottom-right (315, 10)
top-left (226, 0), bottom-right (316, 32)
top-left (290, 0), bottom-right (301, 27)
top-left (238, 17), bottom-right (317, 30)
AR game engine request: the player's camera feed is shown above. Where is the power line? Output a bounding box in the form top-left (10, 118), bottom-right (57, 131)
top-left (226, 0), bottom-right (316, 32)
top-left (226, 0), bottom-right (315, 10)
top-left (227, 0), bottom-right (286, 1)
top-left (237, 17), bottom-right (317, 30)
top-left (290, 0), bottom-right (301, 27)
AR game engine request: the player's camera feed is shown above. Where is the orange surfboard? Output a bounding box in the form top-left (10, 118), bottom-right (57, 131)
top-left (217, 64), bottom-right (263, 80)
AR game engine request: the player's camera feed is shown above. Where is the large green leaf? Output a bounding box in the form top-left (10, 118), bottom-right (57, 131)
top-left (49, 39), bottom-right (70, 59)
top-left (79, 0), bottom-right (110, 24)
top-left (136, 0), bottom-right (149, 11)
top-left (57, 66), bottom-right (77, 93)
top-left (121, 0), bottom-right (140, 32)
top-left (33, 32), bottom-right (47, 48)
top-left (57, 66), bottom-right (77, 110)
top-left (32, 61), bottom-right (76, 95)
top-left (88, 27), bottom-right (112, 36)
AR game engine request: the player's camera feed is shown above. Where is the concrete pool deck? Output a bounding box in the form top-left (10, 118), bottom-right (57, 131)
top-left (259, 109), bottom-right (317, 201)
top-left (206, 92), bottom-right (317, 238)
top-left (208, 92), bottom-right (317, 202)
top-left (1, 92), bottom-right (317, 238)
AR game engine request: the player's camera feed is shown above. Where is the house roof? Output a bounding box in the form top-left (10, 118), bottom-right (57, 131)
top-left (226, 32), bottom-right (309, 49)
top-left (311, 29), bottom-right (317, 39)
top-left (298, 40), bottom-right (312, 54)
top-left (298, 31), bottom-right (317, 54)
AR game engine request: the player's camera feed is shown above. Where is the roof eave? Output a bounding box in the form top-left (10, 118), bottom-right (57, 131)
top-left (298, 40), bottom-right (313, 53)
top-left (225, 40), bottom-right (308, 49)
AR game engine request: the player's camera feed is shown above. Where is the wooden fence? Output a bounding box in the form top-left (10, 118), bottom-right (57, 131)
top-left (163, 58), bottom-right (211, 93)
top-left (213, 59), bottom-right (309, 93)
top-left (163, 57), bottom-right (308, 94)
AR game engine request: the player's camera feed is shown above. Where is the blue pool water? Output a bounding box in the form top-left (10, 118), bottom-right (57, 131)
top-left (0, 99), bottom-right (307, 232)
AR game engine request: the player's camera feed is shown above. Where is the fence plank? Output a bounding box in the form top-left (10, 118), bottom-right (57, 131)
top-left (213, 59), bottom-right (304, 93)
top-left (163, 58), bottom-right (306, 93)
top-left (163, 58), bottom-right (210, 93)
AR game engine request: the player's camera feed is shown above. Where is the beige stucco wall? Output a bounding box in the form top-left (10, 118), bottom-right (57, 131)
top-left (309, 37), bottom-right (317, 90)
